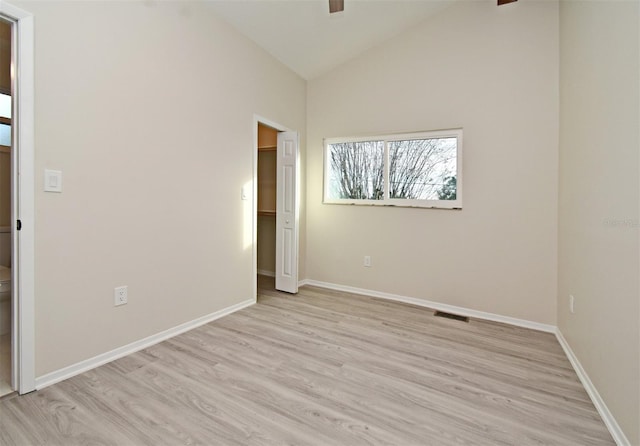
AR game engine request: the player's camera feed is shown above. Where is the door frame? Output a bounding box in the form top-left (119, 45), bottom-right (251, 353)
top-left (1, 1), bottom-right (35, 394)
top-left (252, 115), bottom-right (297, 299)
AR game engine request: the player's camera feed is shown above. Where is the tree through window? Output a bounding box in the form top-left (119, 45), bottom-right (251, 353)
top-left (324, 129), bottom-right (462, 209)
top-left (328, 140), bottom-right (384, 200)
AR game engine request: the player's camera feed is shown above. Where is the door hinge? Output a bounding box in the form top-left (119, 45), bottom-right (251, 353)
top-left (16, 219), bottom-right (21, 231)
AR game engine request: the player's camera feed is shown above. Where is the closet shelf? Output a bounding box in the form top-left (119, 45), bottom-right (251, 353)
top-left (258, 209), bottom-right (276, 216)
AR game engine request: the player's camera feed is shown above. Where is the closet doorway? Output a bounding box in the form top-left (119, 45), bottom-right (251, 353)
top-left (254, 117), bottom-right (299, 297)
top-left (256, 123), bottom-right (277, 278)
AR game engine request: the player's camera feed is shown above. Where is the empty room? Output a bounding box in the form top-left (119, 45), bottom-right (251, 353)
top-left (0, 0), bottom-right (637, 445)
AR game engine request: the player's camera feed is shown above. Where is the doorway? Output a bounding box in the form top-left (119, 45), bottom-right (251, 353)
top-left (0, 17), bottom-right (12, 397)
top-left (256, 123), bottom-right (277, 277)
top-left (0, 1), bottom-right (35, 395)
top-left (253, 117), bottom-right (300, 298)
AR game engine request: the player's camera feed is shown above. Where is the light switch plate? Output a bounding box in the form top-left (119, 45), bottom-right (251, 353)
top-left (241, 184), bottom-right (250, 200)
top-left (44, 169), bottom-right (62, 193)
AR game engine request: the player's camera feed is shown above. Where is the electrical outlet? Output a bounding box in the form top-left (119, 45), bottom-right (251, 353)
top-left (364, 255), bottom-right (372, 267)
top-left (114, 286), bottom-right (128, 306)
top-left (569, 294), bottom-right (575, 314)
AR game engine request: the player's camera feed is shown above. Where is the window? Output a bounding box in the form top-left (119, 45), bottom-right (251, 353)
top-left (0, 94), bottom-right (11, 119)
top-left (0, 93), bottom-right (10, 147)
top-left (324, 129), bottom-right (462, 209)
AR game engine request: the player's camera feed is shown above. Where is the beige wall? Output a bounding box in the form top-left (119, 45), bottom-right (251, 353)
top-left (558, 1), bottom-right (639, 443)
top-left (11, 0), bottom-right (306, 376)
top-left (306, 0), bottom-right (559, 324)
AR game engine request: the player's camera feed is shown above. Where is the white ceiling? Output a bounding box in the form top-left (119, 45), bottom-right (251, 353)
top-left (207, 0), bottom-right (456, 80)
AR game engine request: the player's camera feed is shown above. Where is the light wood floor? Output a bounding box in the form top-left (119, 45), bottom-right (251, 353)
top-left (0, 276), bottom-right (613, 445)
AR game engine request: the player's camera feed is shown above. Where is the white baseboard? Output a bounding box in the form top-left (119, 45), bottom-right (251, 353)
top-left (301, 279), bottom-right (556, 333)
top-left (35, 298), bottom-right (255, 390)
top-left (257, 269), bottom-right (275, 277)
top-left (555, 329), bottom-right (630, 446)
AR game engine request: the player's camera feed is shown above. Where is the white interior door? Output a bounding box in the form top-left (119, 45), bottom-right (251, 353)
top-left (275, 131), bottom-right (299, 293)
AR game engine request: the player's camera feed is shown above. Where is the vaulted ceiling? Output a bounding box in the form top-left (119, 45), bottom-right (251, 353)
top-left (207, 0), bottom-right (456, 80)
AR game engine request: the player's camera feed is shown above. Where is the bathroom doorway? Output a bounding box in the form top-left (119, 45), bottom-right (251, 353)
top-left (0, 17), bottom-right (12, 397)
top-left (0, 2), bottom-right (36, 395)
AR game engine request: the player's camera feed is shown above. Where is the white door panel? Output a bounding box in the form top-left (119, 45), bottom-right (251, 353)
top-left (283, 165), bottom-right (293, 213)
top-left (282, 228), bottom-right (292, 277)
top-left (276, 131), bottom-right (299, 293)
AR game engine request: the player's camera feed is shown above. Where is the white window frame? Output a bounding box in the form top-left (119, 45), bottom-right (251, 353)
top-left (323, 128), bottom-right (463, 209)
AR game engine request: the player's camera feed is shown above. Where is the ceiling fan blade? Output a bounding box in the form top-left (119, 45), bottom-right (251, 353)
top-left (329, 0), bottom-right (344, 14)
top-left (497, 0), bottom-right (517, 4)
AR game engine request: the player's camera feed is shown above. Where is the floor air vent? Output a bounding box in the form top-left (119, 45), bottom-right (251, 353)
top-left (434, 311), bottom-right (469, 323)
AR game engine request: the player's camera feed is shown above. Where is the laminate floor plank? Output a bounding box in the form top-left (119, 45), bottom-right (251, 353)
top-left (219, 303), bottom-right (589, 410)
top-left (256, 290), bottom-right (588, 400)
top-left (63, 363), bottom-right (245, 446)
top-left (281, 287), bottom-right (564, 362)
top-left (212, 304), bottom-right (607, 444)
top-left (138, 341), bottom-right (387, 446)
top-left (0, 394), bottom-right (58, 446)
top-left (193, 326), bottom-right (509, 445)
top-left (250, 295), bottom-right (554, 370)
top-left (0, 276), bottom-right (614, 445)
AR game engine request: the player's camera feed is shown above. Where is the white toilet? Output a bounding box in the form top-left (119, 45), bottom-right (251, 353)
top-left (0, 227), bottom-right (10, 336)
top-left (0, 265), bottom-right (9, 298)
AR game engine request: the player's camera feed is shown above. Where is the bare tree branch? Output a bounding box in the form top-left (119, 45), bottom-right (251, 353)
top-left (328, 137), bottom-right (456, 201)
